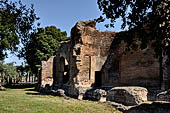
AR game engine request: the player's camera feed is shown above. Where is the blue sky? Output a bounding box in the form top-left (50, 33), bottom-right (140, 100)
top-left (5, 0), bottom-right (122, 65)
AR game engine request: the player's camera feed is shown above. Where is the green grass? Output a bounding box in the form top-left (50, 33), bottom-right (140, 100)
top-left (0, 88), bottom-right (121, 113)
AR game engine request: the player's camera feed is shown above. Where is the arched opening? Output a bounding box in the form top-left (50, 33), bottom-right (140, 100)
top-left (60, 57), bottom-right (69, 84)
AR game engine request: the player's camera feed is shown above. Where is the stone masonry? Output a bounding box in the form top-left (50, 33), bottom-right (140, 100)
top-left (40, 56), bottom-right (55, 87)
top-left (40, 20), bottom-right (170, 97)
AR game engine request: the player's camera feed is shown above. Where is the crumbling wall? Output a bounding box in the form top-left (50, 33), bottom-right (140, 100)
top-left (54, 39), bottom-right (71, 86)
top-left (40, 20), bottom-right (169, 95)
top-left (101, 41), bottom-right (160, 89)
top-left (40, 56), bottom-right (55, 87)
top-left (70, 20), bottom-right (116, 88)
top-left (40, 39), bottom-right (71, 88)
top-left (119, 48), bottom-right (160, 89)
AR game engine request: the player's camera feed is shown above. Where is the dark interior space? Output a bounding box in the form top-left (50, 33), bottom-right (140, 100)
top-left (94, 71), bottom-right (102, 87)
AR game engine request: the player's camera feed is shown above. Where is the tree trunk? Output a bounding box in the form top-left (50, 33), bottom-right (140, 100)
top-left (159, 52), bottom-right (164, 90)
top-left (9, 77), bottom-right (12, 86)
top-left (26, 74), bottom-right (28, 83)
top-left (32, 74), bottom-right (34, 83)
top-left (29, 72), bottom-right (31, 82)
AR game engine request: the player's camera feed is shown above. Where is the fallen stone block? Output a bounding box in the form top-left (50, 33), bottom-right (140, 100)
top-left (83, 89), bottom-right (107, 102)
top-left (107, 87), bottom-right (148, 106)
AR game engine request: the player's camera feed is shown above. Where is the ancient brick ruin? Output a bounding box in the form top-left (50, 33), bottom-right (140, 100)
top-left (39, 20), bottom-right (170, 98)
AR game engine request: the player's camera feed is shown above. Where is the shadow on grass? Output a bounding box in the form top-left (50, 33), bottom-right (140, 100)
top-left (25, 89), bottom-right (67, 98)
top-left (26, 92), bottom-right (42, 95)
top-left (25, 91), bottom-right (57, 97)
top-left (4, 83), bottom-right (37, 89)
top-left (24, 87), bottom-right (45, 95)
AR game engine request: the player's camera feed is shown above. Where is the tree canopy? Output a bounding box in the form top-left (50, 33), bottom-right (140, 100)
top-left (97, 0), bottom-right (169, 60)
top-left (24, 26), bottom-right (67, 74)
top-left (0, 0), bottom-right (39, 60)
top-left (97, 0), bottom-right (169, 89)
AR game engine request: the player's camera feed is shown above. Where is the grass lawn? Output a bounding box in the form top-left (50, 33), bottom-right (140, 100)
top-left (0, 88), bottom-right (121, 113)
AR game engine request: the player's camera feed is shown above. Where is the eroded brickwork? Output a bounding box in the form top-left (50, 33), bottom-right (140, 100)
top-left (101, 46), bottom-right (160, 89)
top-left (40, 20), bottom-right (170, 96)
top-left (41, 56), bottom-right (55, 87)
top-left (70, 21), bottom-right (116, 88)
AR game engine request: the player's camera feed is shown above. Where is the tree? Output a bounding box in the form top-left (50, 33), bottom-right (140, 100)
top-left (16, 65), bottom-right (35, 83)
top-left (16, 65), bottom-right (26, 83)
top-left (0, 0), bottom-right (39, 60)
top-left (24, 26), bottom-right (67, 74)
top-left (0, 61), bottom-right (19, 85)
top-left (97, 0), bottom-right (169, 89)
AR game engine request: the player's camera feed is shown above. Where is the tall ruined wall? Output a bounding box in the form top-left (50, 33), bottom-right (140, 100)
top-left (40, 56), bottom-right (55, 87)
top-left (54, 40), bottom-right (71, 86)
top-left (102, 41), bottom-right (160, 89)
top-left (40, 20), bottom-right (169, 92)
top-left (70, 21), bottom-right (116, 87)
top-left (119, 48), bottom-right (160, 89)
top-left (40, 39), bottom-right (71, 88)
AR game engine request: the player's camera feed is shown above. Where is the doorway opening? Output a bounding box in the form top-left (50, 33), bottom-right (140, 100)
top-left (94, 71), bottom-right (102, 87)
